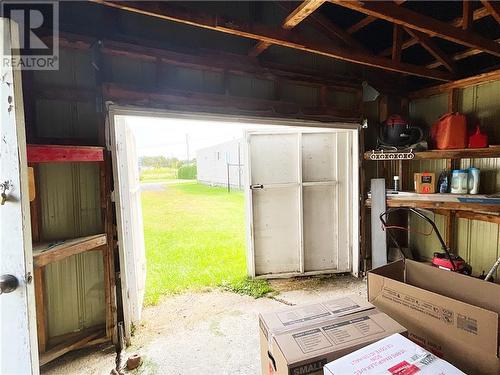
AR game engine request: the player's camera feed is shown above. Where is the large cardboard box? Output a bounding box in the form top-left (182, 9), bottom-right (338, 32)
top-left (368, 260), bottom-right (500, 375)
top-left (324, 333), bottom-right (465, 374)
top-left (259, 295), bottom-right (406, 375)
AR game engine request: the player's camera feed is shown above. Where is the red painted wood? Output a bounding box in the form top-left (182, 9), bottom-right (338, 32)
top-left (27, 144), bottom-right (104, 163)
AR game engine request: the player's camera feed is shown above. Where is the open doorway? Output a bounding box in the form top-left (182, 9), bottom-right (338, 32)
top-left (108, 108), bottom-right (360, 337)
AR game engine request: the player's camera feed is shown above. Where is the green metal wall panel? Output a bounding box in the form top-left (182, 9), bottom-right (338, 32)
top-left (409, 81), bottom-right (500, 281)
top-left (409, 93), bottom-right (447, 128)
top-left (227, 73), bottom-right (274, 100)
top-left (37, 163), bottom-right (105, 338)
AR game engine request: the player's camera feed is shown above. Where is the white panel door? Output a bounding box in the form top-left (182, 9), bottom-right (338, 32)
top-left (0, 19), bottom-right (39, 374)
top-left (246, 129), bottom-right (355, 277)
top-left (110, 115), bottom-right (146, 342)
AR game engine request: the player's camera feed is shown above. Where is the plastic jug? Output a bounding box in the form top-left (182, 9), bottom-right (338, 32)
top-left (450, 170), bottom-right (468, 194)
top-left (468, 167), bottom-right (480, 194)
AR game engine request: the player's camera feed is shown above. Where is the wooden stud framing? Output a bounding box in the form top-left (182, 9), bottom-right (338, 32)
top-left (347, 16), bottom-right (377, 34)
top-left (392, 25), bottom-right (403, 62)
top-left (330, 0), bottom-right (500, 57)
top-left (426, 37), bottom-right (500, 69)
top-left (409, 68), bottom-right (500, 99)
top-left (91, 0), bottom-right (452, 81)
top-left (462, 1), bottom-right (474, 30)
top-left (249, 0), bottom-right (326, 57)
top-left (481, 1), bottom-right (500, 23)
top-left (404, 28), bottom-right (455, 72)
top-left (380, 7), bottom-right (491, 57)
top-left (34, 268), bottom-right (47, 354)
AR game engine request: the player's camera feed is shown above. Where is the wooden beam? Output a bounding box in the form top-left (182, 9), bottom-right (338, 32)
top-left (90, 1), bottom-right (452, 81)
top-left (33, 234), bottom-right (107, 268)
top-left (27, 144), bottom-right (104, 163)
top-left (249, 0), bottom-right (325, 57)
top-left (347, 0), bottom-right (406, 35)
top-left (409, 68), bottom-right (500, 98)
top-left (283, 0), bottom-right (326, 28)
top-left (34, 268), bottom-right (47, 353)
top-left (426, 37), bottom-right (500, 69)
top-left (448, 88), bottom-right (460, 112)
top-left (306, 10), bottom-right (369, 53)
top-left (392, 25), bottom-right (403, 62)
top-left (347, 15), bottom-right (376, 34)
top-left (462, 1), bottom-right (474, 30)
top-left (481, 1), bottom-right (500, 23)
top-left (102, 82), bottom-right (361, 121)
top-left (380, 7), bottom-right (491, 57)
top-left (404, 28), bottom-right (455, 72)
top-left (331, 1), bottom-right (500, 56)
top-left (39, 329), bottom-right (104, 366)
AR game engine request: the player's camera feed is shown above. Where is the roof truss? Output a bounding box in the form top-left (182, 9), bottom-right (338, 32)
top-left (91, 0), bottom-right (500, 82)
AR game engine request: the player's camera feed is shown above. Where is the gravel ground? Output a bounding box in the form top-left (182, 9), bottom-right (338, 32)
top-left (41, 275), bottom-right (367, 375)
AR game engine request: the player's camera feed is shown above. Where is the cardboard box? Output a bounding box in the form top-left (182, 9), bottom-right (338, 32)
top-left (414, 172), bottom-right (436, 193)
top-left (259, 295), bottom-right (407, 375)
top-left (368, 260), bottom-right (500, 375)
top-left (324, 333), bottom-right (465, 374)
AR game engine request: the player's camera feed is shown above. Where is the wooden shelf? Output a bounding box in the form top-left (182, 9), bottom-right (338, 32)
top-left (33, 234), bottom-right (107, 268)
top-left (366, 193), bottom-right (500, 223)
top-left (364, 146), bottom-right (500, 160)
top-left (27, 144), bottom-right (104, 163)
top-left (39, 326), bottom-right (105, 366)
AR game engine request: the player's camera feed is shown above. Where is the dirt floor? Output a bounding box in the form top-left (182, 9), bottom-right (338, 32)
top-left (41, 275), bottom-right (366, 375)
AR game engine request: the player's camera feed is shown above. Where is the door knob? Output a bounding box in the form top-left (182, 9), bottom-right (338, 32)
top-left (0, 274), bottom-right (19, 294)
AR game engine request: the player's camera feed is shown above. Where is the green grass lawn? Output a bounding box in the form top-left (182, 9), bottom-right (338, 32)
top-left (140, 167), bottom-right (178, 182)
top-left (142, 182), bottom-right (266, 305)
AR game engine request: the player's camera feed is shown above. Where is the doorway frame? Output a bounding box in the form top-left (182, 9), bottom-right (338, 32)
top-left (105, 104), bottom-right (360, 338)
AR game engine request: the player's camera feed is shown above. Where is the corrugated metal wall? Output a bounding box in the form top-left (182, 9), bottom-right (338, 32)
top-left (409, 81), bottom-right (500, 280)
top-left (33, 47), bottom-right (105, 339)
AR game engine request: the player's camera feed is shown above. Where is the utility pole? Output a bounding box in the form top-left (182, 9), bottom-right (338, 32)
top-left (185, 133), bottom-right (190, 164)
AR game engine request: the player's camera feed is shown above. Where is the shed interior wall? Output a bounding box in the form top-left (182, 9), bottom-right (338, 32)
top-left (408, 80), bottom-right (500, 279)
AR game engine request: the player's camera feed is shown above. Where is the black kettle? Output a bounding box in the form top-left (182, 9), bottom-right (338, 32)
top-left (379, 114), bottom-right (423, 148)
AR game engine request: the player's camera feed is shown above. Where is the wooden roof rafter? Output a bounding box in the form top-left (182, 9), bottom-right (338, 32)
top-left (249, 0), bottom-right (326, 57)
top-left (329, 0), bottom-right (500, 57)
top-left (379, 7), bottom-right (491, 57)
top-left (90, 0), bottom-right (452, 81)
top-left (347, 0), bottom-right (407, 35)
top-left (480, 1), bottom-right (500, 23)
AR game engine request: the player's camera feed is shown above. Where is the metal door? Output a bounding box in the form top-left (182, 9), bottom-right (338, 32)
top-left (245, 129), bottom-right (356, 277)
top-left (0, 18), bottom-right (39, 374)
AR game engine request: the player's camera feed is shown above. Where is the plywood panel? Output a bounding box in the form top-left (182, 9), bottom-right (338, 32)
top-left (302, 133), bottom-right (335, 182)
top-left (250, 133), bottom-right (298, 185)
top-left (252, 187), bottom-right (301, 275)
top-left (303, 185), bottom-right (337, 271)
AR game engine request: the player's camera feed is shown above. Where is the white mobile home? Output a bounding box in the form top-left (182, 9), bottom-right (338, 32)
top-left (196, 139), bottom-right (244, 189)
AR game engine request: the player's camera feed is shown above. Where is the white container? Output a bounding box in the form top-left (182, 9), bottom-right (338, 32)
top-left (450, 170), bottom-right (468, 194)
top-left (468, 167), bottom-right (480, 194)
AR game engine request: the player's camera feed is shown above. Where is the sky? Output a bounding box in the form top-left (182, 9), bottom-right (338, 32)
top-left (123, 115), bottom-right (289, 159)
